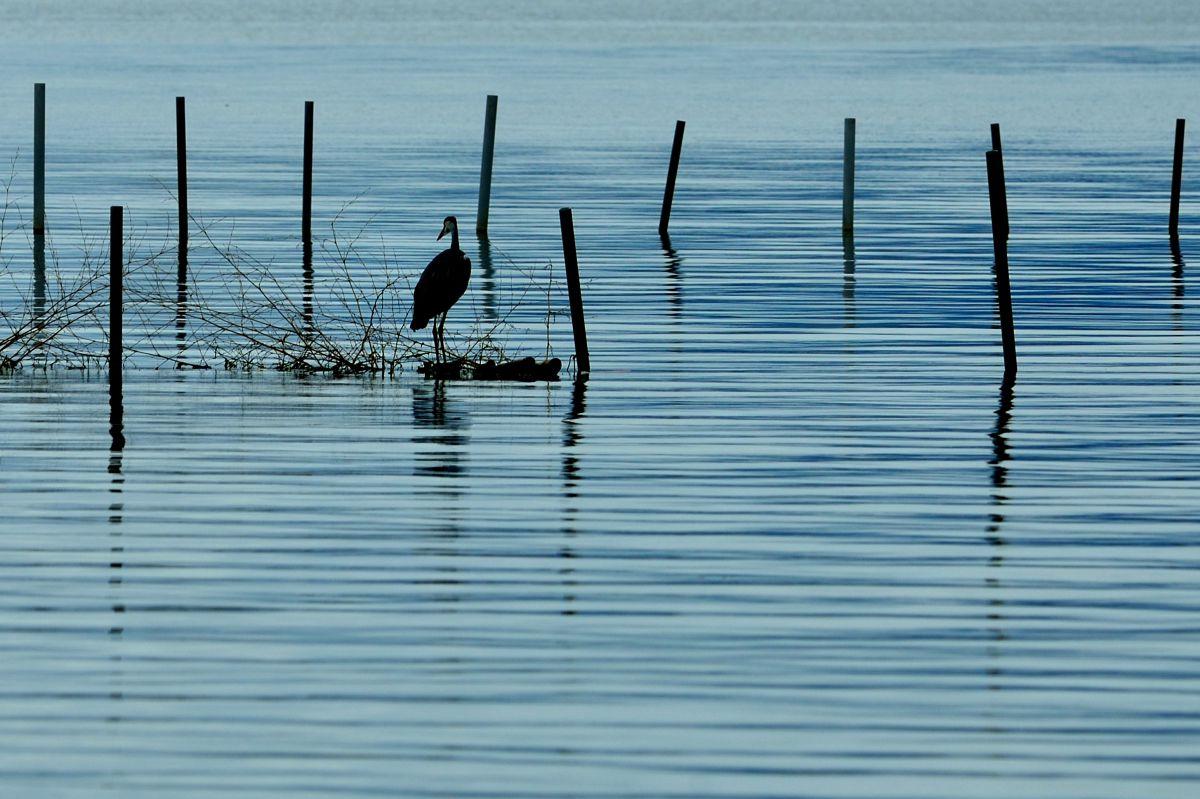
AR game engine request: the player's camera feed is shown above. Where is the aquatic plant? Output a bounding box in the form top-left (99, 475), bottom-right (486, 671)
top-left (0, 179), bottom-right (556, 375)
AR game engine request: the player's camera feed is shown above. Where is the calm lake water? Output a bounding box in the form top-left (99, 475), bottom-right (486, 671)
top-left (3, 2), bottom-right (1200, 797)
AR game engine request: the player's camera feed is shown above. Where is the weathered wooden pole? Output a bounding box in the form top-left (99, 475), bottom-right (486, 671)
top-left (1170, 118), bottom-right (1185, 240)
top-left (299, 101), bottom-right (316, 336)
top-left (659, 120), bottom-right (686, 236)
top-left (986, 150), bottom-right (1017, 377)
top-left (302, 100), bottom-right (314, 245)
top-left (477, 94), bottom-right (498, 236)
top-left (34, 83), bottom-right (46, 235)
top-left (843, 118), bottom-right (856, 234)
top-left (558, 208), bottom-right (590, 375)
top-left (110, 206), bottom-right (124, 387)
top-left (110, 205), bottom-right (126, 452)
top-left (176, 96), bottom-right (188, 277)
top-left (990, 124), bottom-right (1009, 242)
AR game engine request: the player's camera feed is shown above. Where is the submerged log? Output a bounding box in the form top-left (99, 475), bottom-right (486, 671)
top-left (473, 356), bottom-right (561, 381)
top-left (417, 357), bottom-right (561, 381)
top-left (418, 359), bottom-right (468, 380)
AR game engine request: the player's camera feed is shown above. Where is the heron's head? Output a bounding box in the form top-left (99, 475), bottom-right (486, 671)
top-left (438, 216), bottom-right (458, 241)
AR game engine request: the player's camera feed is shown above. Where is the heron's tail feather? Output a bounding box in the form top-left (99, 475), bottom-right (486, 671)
top-left (410, 316), bottom-right (429, 331)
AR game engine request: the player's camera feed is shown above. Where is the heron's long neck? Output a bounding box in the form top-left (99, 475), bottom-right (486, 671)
top-left (450, 224), bottom-right (460, 251)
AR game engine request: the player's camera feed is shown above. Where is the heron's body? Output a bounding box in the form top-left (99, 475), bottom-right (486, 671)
top-left (410, 216), bottom-right (471, 363)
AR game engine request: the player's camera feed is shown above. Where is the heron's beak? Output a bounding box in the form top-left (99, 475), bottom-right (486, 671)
top-left (437, 228), bottom-right (448, 240)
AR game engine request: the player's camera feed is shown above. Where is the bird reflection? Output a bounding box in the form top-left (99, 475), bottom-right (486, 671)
top-left (1171, 239), bottom-right (1185, 331)
top-left (660, 233), bottom-right (683, 319)
top-left (412, 380), bottom-right (468, 479)
top-left (411, 380), bottom-right (468, 609)
top-left (842, 231), bottom-right (856, 328)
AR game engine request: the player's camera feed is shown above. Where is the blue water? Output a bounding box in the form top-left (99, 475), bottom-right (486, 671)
top-left (3, 3), bottom-right (1200, 797)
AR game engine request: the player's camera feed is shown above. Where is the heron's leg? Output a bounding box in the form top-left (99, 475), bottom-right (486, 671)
top-left (437, 313), bottom-right (447, 363)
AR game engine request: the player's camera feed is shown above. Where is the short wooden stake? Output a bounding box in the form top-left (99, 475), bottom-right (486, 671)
top-left (986, 150), bottom-right (1017, 377)
top-left (659, 120), bottom-right (686, 236)
top-left (843, 118), bottom-right (856, 233)
top-left (477, 94), bottom-right (498, 236)
top-left (110, 206), bottom-right (124, 387)
top-left (1170, 118), bottom-right (1185, 240)
top-left (34, 83), bottom-right (46, 235)
top-left (302, 100), bottom-right (314, 245)
top-left (176, 96), bottom-right (188, 283)
top-left (558, 208), bottom-right (590, 375)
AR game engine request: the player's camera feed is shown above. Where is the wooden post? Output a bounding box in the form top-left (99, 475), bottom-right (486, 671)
top-left (34, 83), bottom-right (46, 235)
top-left (110, 206), bottom-right (124, 386)
top-left (990, 129), bottom-right (1010, 242)
top-left (303, 100), bottom-right (314, 245)
top-left (176, 97), bottom-right (188, 277)
top-left (659, 120), bottom-right (686, 236)
top-left (1170, 118), bottom-right (1185, 240)
top-left (558, 208), bottom-right (590, 375)
top-left (842, 118), bottom-right (856, 234)
top-left (477, 94), bottom-right (498, 236)
top-left (986, 150), bottom-right (1017, 377)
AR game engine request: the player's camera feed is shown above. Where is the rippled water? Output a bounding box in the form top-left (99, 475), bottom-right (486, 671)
top-left (3, 3), bottom-right (1200, 797)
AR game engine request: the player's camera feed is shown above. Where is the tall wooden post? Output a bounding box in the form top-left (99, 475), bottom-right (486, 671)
top-left (1170, 118), bottom-right (1186, 240)
top-left (477, 94), bottom-right (498, 236)
top-left (559, 208), bottom-right (590, 375)
top-left (176, 97), bottom-right (188, 279)
top-left (842, 118), bottom-right (856, 234)
top-left (659, 120), bottom-right (686, 236)
top-left (110, 206), bottom-right (124, 385)
top-left (303, 100), bottom-right (314, 245)
top-left (34, 83), bottom-right (46, 235)
top-left (986, 150), bottom-right (1017, 377)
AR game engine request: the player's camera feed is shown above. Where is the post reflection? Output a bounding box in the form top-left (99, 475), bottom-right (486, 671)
top-left (411, 380), bottom-right (468, 606)
top-left (107, 378), bottom-right (126, 720)
top-left (109, 370), bottom-right (126, 453)
top-left (562, 376), bottom-right (587, 491)
top-left (33, 234), bottom-right (47, 326)
top-left (842, 232), bottom-right (856, 328)
top-left (660, 233), bottom-right (683, 319)
top-left (302, 242), bottom-right (315, 337)
top-left (1170, 239), bottom-right (1185, 331)
top-left (560, 377), bottom-right (587, 616)
top-left (175, 247), bottom-right (188, 363)
top-left (985, 375), bottom-right (1014, 690)
top-left (476, 235), bottom-right (498, 323)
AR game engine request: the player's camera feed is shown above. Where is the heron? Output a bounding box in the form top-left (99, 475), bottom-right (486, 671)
top-left (410, 215), bottom-right (471, 364)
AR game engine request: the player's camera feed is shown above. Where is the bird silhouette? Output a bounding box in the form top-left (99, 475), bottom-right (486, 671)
top-left (410, 216), bottom-right (471, 364)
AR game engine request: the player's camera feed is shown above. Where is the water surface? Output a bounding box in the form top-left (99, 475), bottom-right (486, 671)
top-left (3, 3), bottom-right (1200, 797)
